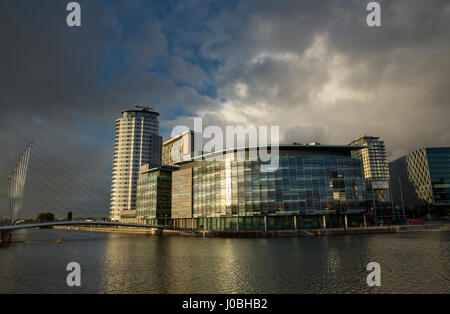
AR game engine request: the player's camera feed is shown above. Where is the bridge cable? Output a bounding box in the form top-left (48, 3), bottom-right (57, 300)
top-left (28, 153), bottom-right (109, 212)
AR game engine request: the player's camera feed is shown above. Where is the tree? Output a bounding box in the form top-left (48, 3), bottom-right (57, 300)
top-left (36, 212), bottom-right (55, 223)
top-left (0, 215), bottom-right (11, 226)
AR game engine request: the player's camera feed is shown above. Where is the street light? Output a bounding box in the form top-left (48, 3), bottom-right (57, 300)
top-left (389, 178), bottom-right (395, 219)
top-left (371, 185), bottom-right (377, 221)
top-left (398, 177), bottom-right (406, 220)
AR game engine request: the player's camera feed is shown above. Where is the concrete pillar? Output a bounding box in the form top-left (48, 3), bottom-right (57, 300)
top-left (294, 216), bottom-right (297, 230)
top-left (344, 214), bottom-right (348, 230)
top-left (363, 214), bottom-right (367, 227)
top-left (322, 215), bottom-right (327, 229)
top-left (264, 216), bottom-right (267, 231)
top-left (236, 216), bottom-right (239, 232)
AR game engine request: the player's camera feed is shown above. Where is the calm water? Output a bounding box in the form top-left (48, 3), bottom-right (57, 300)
top-left (0, 229), bottom-right (448, 294)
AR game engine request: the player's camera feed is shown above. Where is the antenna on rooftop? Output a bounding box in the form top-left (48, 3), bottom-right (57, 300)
top-left (135, 105), bottom-right (154, 111)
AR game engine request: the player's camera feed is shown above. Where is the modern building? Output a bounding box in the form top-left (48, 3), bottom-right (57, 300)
top-left (137, 144), bottom-right (369, 231)
top-left (136, 164), bottom-right (177, 225)
top-left (171, 167), bottom-right (194, 225)
top-left (349, 136), bottom-right (391, 216)
top-left (110, 106), bottom-right (162, 221)
top-left (162, 130), bottom-right (195, 165)
top-left (389, 147), bottom-right (450, 216)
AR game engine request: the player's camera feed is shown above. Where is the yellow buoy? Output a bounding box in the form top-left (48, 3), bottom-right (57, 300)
top-left (56, 237), bottom-right (62, 244)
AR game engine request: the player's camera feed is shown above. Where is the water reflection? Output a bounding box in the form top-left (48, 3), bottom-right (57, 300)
top-left (0, 230), bottom-right (448, 294)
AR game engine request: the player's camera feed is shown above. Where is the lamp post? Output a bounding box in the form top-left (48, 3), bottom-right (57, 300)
top-left (389, 178), bottom-right (395, 219)
top-left (398, 177), bottom-right (406, 220)
top-left (371, 185), bottom-right (377, 221)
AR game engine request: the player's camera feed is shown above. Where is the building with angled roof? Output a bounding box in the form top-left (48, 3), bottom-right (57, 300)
top-left (389, 147), bottom-right (450, 217)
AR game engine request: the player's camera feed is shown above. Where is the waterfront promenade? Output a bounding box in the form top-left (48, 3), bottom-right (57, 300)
top-left (53, 221), bottom-right (449, 238)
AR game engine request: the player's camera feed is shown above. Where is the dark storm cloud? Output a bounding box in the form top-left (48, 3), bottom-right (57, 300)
top-left (196, 0), bottom-right (450, 158)
top-left (0, 0), bottom-right (449, 218)
top-left (0, 0), bottom-right (212, 217)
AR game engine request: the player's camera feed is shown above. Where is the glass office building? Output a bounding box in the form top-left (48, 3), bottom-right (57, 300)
top-left (136, 165), bottom-right (176, 225)
top-left (170, 145), bottom-right (368, 231)
top-left (427, 148), bottom-right (450, 207)
top-left (389, 147), bottom-right (450, 216)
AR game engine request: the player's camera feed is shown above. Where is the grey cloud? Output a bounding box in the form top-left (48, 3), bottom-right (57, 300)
top-left (0, 0), bottom-right (211, 218)
top-left (196, 0), bottom-right (450, 161)
top-left (1, 0), bottom-right (449, 218)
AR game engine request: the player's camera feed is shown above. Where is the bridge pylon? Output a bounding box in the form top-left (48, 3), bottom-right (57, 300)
top-left (7, 142), bottom-right (33, 224)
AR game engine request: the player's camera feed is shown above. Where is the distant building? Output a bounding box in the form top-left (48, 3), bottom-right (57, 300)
top-left (110, 107), bottom-right (163, 222)
top-left (349, 136), bottom-right (391, 215)
top-left (162, 130), bottom-right (195, 166)
top-left (389, 147), bottom-right (450, 216)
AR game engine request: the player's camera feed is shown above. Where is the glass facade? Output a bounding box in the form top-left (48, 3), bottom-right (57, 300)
top-left (137, 146), bottom-right (370, 230)
top-left (192, 151), bottom-right (365, 218)
top-left (171, 147), bottom-right (367, 230)
top-left (389, 147), bottom-right (450, 214)
top-left (136, 168), bottom-right (173, 225)
top-left (172, 168), bottom-right (193, 218)
top-left (427, 148), bottom-right (450, 206)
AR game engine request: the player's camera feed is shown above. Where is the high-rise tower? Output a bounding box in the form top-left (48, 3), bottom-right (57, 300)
top-left (110, 106), bottom-right (162, 222)
top-left (349, 136), bottom-right (391, 216)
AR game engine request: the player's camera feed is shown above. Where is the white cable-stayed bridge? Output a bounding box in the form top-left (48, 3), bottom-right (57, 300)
top-left (0, 142), bottom-right (162, 242)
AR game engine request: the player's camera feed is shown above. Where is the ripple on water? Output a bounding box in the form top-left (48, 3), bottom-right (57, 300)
top-left (0, 230), bottom-right (448, 293)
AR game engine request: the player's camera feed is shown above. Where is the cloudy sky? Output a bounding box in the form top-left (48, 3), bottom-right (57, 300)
top-left (0, 0), bottom-right (449, 217)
